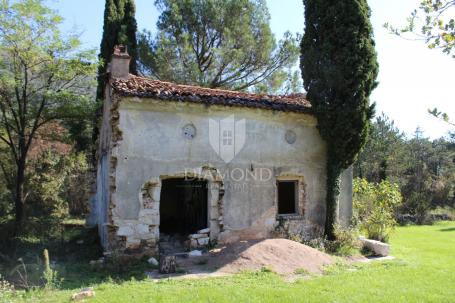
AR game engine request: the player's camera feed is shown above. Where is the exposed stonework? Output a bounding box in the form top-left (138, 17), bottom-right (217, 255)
top-left (188, 228), bottom-right (211, 249)
top-left (106, 167), bottom-right (224, 255)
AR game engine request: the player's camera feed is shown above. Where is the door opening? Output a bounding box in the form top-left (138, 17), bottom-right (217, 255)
top-left (159, 178), bottom-right (208, 236)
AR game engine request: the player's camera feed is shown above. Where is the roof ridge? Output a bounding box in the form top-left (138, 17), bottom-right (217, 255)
top-left (127, 75), bottom-right (307, 100)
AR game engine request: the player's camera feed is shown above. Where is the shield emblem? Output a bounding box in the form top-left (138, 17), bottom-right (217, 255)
top-left (209, 115), bottom-right (246, 163)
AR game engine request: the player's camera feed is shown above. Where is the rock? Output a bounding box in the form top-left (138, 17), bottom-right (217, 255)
top-left (148, 257), bottom-right (159, 266)
top-left (189, 233), bottom-right (206, 239)
top-left (117, 225), bottom-right (134, 236)
top-left (197, 237), bottom-right (210, 246)
top-left (190, 239), bottom-right (198, 249)
top-left (76, 240), bottom-right (84, 245)
top-left (135, 223), bottom-right (150, 235)
top-left (188, 250), bottom-right (203, 257)
top-left (198, 228), bottom-right (210, 234)
top-left (71, 288), bottom-right (95, 301)
top-left (359, 237), bottom-right (390, 256)
top-left (159, 255), bottom-right (176, 274)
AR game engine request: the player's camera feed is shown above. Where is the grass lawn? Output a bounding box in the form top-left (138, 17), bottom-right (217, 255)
top-left (11, 221), bottom-right (455, 303)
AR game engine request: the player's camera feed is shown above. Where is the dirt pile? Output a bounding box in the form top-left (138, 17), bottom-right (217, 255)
top-left (179, 238), bottom-right (334, 275)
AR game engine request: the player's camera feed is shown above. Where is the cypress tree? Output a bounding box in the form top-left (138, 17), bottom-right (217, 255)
top-left (300, 0), bottom-right (379, 239)
top-left (92, 0), bottom-right (138, 163)
top-left (97, 0), bottom-right (138, 99)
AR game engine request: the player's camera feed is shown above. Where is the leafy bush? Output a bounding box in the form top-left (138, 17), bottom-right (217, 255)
top-left (42, 249), bottom-right (61, 290)
top-left (0, 274), bottom-right (15, 301)
top-left (353, 178), bottom-right (402, 242)
top-left (27, 151), bottom-right (91, 219)
top-left (324, 224), bottom-right (361, 256)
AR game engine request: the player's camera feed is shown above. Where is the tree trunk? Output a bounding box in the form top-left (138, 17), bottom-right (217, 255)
top-left (159, 255), bottom-right (176, 274)
top-left (325, 155), bottom-right (342, 240)
top-left (14, 158), bottom-right (26, 225)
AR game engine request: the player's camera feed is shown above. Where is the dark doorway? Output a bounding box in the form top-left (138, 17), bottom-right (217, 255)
top-left (159, 178), bottom-right (208, 236)
top-left (277, 181), bottom-right (297, 214)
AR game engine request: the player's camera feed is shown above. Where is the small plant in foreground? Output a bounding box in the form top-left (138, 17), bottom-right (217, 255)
top-left (0, 274), bottom-right (15, 301)
top-left (324, 224), bottom-right (361, 256)
top-left (42, 249), bottom-right (61, 290)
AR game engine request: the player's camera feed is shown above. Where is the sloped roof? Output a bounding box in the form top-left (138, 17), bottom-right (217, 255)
top-left (111, 75), bottom-right (312, 113)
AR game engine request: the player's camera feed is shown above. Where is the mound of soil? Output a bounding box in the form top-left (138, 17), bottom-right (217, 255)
top-left (180, 238), bottom-right (333, 275)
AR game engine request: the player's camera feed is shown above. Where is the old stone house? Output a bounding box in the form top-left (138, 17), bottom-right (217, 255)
top-left (93, 46), bottom-right (352, 255)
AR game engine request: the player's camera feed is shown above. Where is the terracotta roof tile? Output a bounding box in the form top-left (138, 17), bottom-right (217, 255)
top-left (112, 75), bottom-right (312, 113)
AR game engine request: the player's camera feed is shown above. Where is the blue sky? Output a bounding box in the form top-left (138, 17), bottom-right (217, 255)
top-left (48, 0), bottom-right (454, 139)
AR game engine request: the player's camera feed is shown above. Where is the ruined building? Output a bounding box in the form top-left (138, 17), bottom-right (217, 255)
top-left (92, 46), bottom-right (352, 255)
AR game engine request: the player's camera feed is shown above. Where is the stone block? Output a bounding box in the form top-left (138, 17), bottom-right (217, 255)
top-left (117, 225), bottom-right (134, 236)
top-left (209, 221), bottom-right (220, 239)
top-left (198, 228), bottom-right (210, 234)
top-left (139, 209), bottom-right (160, 225)
top-left (189, 233), bottom-right (206, 239)
top-left (210, 207), bottom-right (219, 219)
top-left (125, 237), bottom-right (141, 247)
top-left (359, 237), bottom-right (390, 256)
top-left (151, 188), bottom-right (161, 202)
top-left (197, 237), bottom-right (209, 246)
top-left (189, 250), bottom-right (203, 257)
top-left (141, 232), bottom-right (157, 240)
top-left (135, 224), bottom-right (150, 235)
top-left (209, 189), bottom-right (219, 206)
top-left (147, 257), bottom-right (158, 266)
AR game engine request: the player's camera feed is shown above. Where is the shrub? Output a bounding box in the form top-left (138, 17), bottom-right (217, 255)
top-left (42, 249), bottom-right (61, 290)
top-left (324, 224), bottom-right (361, 256)
top-left (0, 274), bottom-right (15, 301)
top-left (27, 150), bottom-right (91, 219)
top-left (353, 178), bottom-right (402, 242)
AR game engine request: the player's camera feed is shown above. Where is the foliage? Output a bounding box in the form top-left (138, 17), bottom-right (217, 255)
top-left (300, 0), bottom-right (379, 238)
top-left (42, 249), bottom-right (60, 290)
top-left (428, 107), bottom-right (455, 128)
top-left (353, 178), bottom-right (402, 242)
top-left (137, 0), bottom-right (300, 93)
top-left (27, 150), bottom-right (91, 219)
top-left (385, 0), bottom-right (455, 57)
top-left (0, 274), bottom-right (15, 301)
top-left (324, 224), bottom-right (361, 256)
top-left (355, 114), bottom-right (408, 183)
top-left (0, 0), bottom-right (97, 223)
top-left (98, 0), bottom-right (138, 99)
top-left (355, 116), bottom-right (455, 224)
top-left (10, 222), bottom-right (455, 303)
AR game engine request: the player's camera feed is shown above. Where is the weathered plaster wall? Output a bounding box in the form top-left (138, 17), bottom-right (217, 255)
top-left (338, 166), bottom-right (353, 227)
top-left (107, 97), bottom-right (335, 253)
top-left (94, 85), bottom-right (115, 249)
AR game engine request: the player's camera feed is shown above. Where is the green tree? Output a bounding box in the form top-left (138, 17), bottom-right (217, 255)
top-left (98, 0), bottom-right (138, 100)
top-left (385, 0), bottom-right (455, 57)
top-left (93, 0), bottom-right (138, 163)
top-left (355, 114), bottom-right (408, 183)
top-left (137, 0), bottom-right (300, 93)
top-left (0, 0), bottom-right (97, 225)
top-left (399, 129), bottom-right (455, 223)
top-left (300, 0), bottom-right (379, 238)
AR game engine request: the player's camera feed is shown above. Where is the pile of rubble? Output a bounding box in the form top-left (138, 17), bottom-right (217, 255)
top-left (187, 228), bottom-right (210, 249)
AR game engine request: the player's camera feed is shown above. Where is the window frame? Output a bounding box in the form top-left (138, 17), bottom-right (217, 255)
top-left (276, 180), bottom-right (299, 215)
